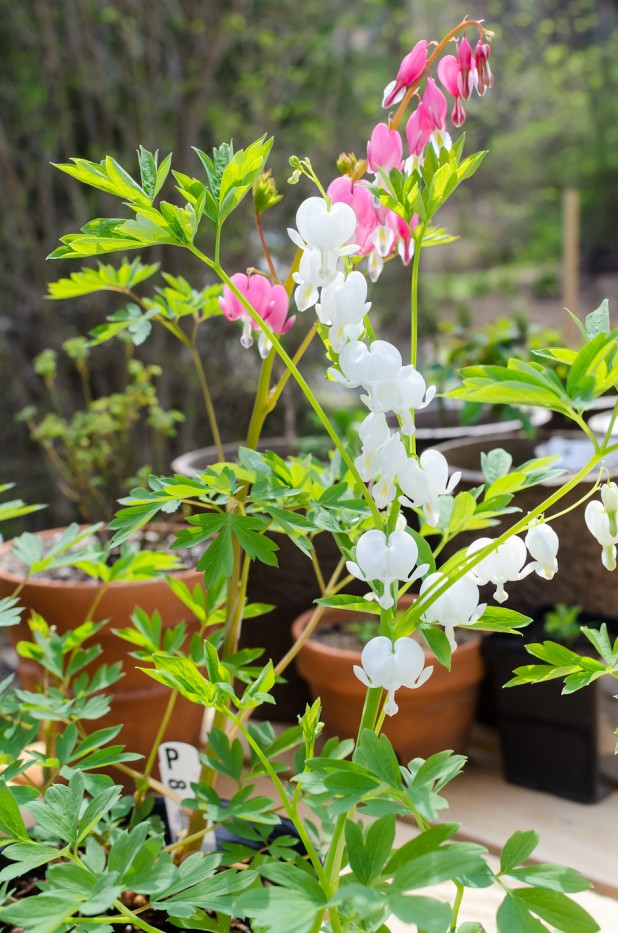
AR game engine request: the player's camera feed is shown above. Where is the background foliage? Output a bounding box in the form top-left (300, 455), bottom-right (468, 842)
top-left (1, 0), bottom-right (617, 524)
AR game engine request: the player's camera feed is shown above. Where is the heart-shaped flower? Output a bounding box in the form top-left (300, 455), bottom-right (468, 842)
top-left (289, 197), bottom-right (357, 252)
top-left (419, 572), bottom-right (486, 651)
top-left (353, 635), bottom-right (433, 715)
top-left (346, 528), bottom-right (427, 609)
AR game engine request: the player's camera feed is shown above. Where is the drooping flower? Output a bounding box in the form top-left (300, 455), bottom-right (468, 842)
top-left (370, 432), bottom-right (408, 510)
top-left (382, 40), bottom-right (428, 109)
top-left (585, 483), bottom-right (618, 570)
top-left (398, 449), bottom-right (460, 524)
top-left (329, 340), bottom-right (403, 409)
top-left (346, 528), bottom-right (427, 609)
top-left (288, 197), bottom-right (358, 280)
top-left (419, 572), bottom-right (486, 651)
top-left (315, 270), bottom-right (371, 352)
top-left (327, 176), bottom-right (378, 256)
top-left (353, 635), bottom-right (433, 716)
top-left (437, 54), bottom-right (466, 127)
top-left (405, 102), bottom-right (433, 158)
top-left (219, 273), bottom-right (295, 357)
top-left (525, 520), bottom-right (559, 580)
top-left (373, 365), bottom-right (436, 435)
top-left (355, 412), bottom-right (392, 481)
top-left (292, 248), bottom-right (341, 312)
top-left (467, 535), bottom-right (530, 603)
top-left (475, 39), bottom-right (494, 96)
top-left (456, 37), bottom-right (476, 100)
top-left (422, 77), bottom-right (452, 154)
top-left (367, 123), bottom-right (404, 174)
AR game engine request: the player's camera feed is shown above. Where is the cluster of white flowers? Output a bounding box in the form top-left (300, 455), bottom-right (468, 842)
top-left (289, 195), bottom-right (561, 716)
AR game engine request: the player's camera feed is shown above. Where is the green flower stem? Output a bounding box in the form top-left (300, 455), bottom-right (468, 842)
top-left (268, 323), bottom-right (318, 413)
top-left (245, 348), bottom-right (276, 449)
top-left (404, 443), bottom-right (618, 630)
top-left (113, 899), bottom-right (166, 933)
top-left (225, 709), bottom-right (330, 891)
top-left (188, 339), bottom-right (224, 462)
top-left (357, 685), bottom-right (383, 736)
top-left (450, 882), bottom-right (465, 931)
top-left (602, 397), bottom-right (618, 445)
top-left (141, 688), bottom-right (178, 791)
top-left (410, 232), bottom-right (423, 371)
top-left (188, 245), bottom-right (382, 527)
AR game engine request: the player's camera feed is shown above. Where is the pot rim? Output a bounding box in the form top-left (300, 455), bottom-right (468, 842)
top-left (0, 524), bottom-right (203, 590)
top-left (291, 602), bottom-right (483, 664)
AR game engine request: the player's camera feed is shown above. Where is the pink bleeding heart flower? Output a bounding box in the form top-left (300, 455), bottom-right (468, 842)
top-left (475, 39), bottom-right (493, 96)
top-left (422, 77), bottom-right (448, 131)
top-left (367, 123), bottom-right (403, 174)
top-left (457, 36), bottom-right (476, 100)
top-left (437, 54), bottom-right (467, 127)
top-left (219, 273), bottom-right (295, 357)
top-left (382, 39), bottom-right (428, 109)
top-left (328, 176), bottom-right (378, 254)
top-left (405, 102), bottom-right (433, 157)
top-left (391, 213), bottom-right (419, 266)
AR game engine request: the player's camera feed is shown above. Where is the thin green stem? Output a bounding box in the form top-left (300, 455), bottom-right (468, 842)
top-left (189, 340), bottom-right (224, 461)
top-left (450, 882), bottom-right (465, 931)
top-left (142, 689), bottom-right (178, 786)
top-left (189, 245), bottom-right (382, 526)
top-left (226, 709), bottom-right (329, 889)
top-left (410, 232), bottom-right (423, 370)
top-left (113, 899), bottom-right (166, 933)
top-left (245, 349), bottom-right (276, 449)
top-left (214, 222), bottom-right (222, 266)
top-left (269, 323), bottom-right (318, 411)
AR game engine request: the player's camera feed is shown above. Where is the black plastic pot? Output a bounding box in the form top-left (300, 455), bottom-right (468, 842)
top-left (482, 608), bottom-right (618, 803)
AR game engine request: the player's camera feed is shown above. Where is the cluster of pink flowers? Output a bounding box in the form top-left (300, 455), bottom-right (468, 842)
top-left (313, 29), bottom-right (493, 284)
top-left (224, 27), bottom-right (493, 346)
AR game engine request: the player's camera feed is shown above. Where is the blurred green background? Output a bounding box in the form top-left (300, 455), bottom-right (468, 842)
top-left (1, 0), bottom-right (617, 525)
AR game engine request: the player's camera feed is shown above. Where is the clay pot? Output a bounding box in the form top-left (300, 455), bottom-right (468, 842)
top-left (0, 527), bottom-right (206, 785)
top-left (291, 603), bottom-right (485, 763)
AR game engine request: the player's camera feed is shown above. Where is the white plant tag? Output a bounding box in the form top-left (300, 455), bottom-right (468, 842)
top-left (158, 741), bottom-right (215, 850)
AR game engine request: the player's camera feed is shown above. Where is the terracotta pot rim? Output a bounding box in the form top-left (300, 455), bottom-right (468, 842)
top-left (291, 603), bottom-right (483, 664)
top-left (0, 525), bottom-right (202, 590)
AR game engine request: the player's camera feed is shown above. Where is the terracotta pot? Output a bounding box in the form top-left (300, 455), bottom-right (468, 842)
top-left (0, 527), bottom-right (206, 785)
top-left (291, 603), bottom-right (485, 763)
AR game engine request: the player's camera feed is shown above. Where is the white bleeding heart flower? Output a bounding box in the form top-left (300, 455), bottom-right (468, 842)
top-left (327, 320), bottom-right (366, 354)
top-left (288, 197), bottom-right (358, 262)
top-left (373, 365), bottom-right (436, 435)
top-left (525, 520), bottom-right (559, 580)
top-left (317, 271), bottom-right (371, 327)
top-left (601, 481), bottom-right (618, 513)
top-left (346, 528), bottom-right (427, 609)
top-left (353, 635), bottom-right (433, 716)
top-left (370, 433), bottom-right (408, 510)
top-left (355, 413), bottom-right (392, 481)
top-left (398, 449), bottom-right (460, 525)
top-left (585, 498), bottom-right (618, 571)
top-left (419, 572), bottom-right (486, 651)
top-left (467, 535), bottom-right (530, 603)
top-left (293, 248), bottom-right (341, 311)
top-left (329, 340), bottom-right (403, 410)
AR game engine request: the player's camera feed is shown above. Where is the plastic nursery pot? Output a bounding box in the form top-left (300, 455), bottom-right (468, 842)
top-left (172, 437), bottom-right (364, 722)
top-left (434, 431), bottom-right (618, 616)
top-left (482, 607), bottom-right (618, 803)
top-left (291, 601), bottom-right (485, 763)
top-left (0, 527), bottom-right (206, 786)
